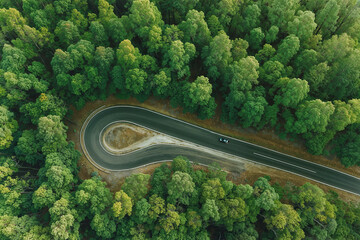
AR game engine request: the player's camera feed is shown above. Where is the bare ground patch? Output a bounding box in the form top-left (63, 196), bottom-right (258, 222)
top-left (104, 123), bottom-right (150, 150)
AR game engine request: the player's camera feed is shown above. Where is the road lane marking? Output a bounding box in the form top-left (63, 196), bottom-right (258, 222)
top-left (254, 152), bottom-right (316, 173)
top-left (80, 105), bottom-right (360, 196)
top-left (113, 105), bottom-right (360, 181)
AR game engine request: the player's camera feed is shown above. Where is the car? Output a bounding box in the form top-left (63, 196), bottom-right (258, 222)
top-left (219, 137), bottom-right (229, 144)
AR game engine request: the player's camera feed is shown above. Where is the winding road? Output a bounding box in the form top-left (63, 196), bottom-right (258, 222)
top-left (81, 105), bottom-right (360, 196)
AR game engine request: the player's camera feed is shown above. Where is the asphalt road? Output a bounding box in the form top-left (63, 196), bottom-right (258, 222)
top-left (82, 106), bottom-right (360, 195)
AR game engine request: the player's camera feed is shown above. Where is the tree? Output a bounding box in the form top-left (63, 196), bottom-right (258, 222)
top-left (222, 56), bottom-right (260, 123)
top-left (90, 212), bottom-right (116, 239)
top-left (272, 34), bottom-right (300, 65)
top-left (225, 56), bottom-right (259, 91)
top-left (171, 155), bottom-right (192, 173)
top-left (122, 173), bottom-right (150, 202)
top-left (0, 106), bottom-right (18, 150)
top-left (239, 4), bottom-right (261, 34)
top-left (98, 0), bottom-right (116, 28)
top-left (304, 62), bottom-right (329, 94)
top-left (89, 21), bottom-right (108, 46)
top-left (15, 130), bottom-right (42, 165)
top-left (43, 143), bottom-right (80, 175)
top-left (203, 31), bottom-right (232, 81)
top-left (20, 93), bottom-right (67, 124)
top-left (288, 10), bottom-right (317, 42)
top-left (125, 68), bottom-right (147, 95)
top-left (94, 46), bottom-right (114, 80)
top-left (69, 9), bottom-right (88, 32)
top-left (116, 39), bottom-right (140, 72)
top-left (179, 10), bottom-right (211, 48)
top-left (258, 60), bottom-right (285, 85)
top-left (53, 0), bottom-right (72, 15)
top-left (265, 204), bottom-right (305, 240)
top-left (46, 165), bottom-right (73, 191)
top-left (113, 190), bottom-right (133, 220)
top-left (333, 124), bottom-right (360, 167)
top-left (150, 163), bottom-right (171, 197)
top-left (108, 17), bottom-right (131, 44)
top-left (266, 26), bottom-right (279, 44)
top-left (167, 171), bottom-right (195, 205)
top-left (162, 40), bottom-right (195, 79)
top-left (209, 0), bottom-right (240, 28)
top-left (146, 25), bottom-right (163, 54)
top-left (75, 177), bottom-right (113, 219)
top-left (315, 0), bottom-right (340, 37)
top-left (248, 27), bottom-right (265, 51)
top-left (0, 71), bottom-right (48, 108)
top-left (218, 197), bottom-right (246, 231)
top-left (54, 21), bottom-right (80, 48)
top-left (201, 178), bottom-right (225, 202)
top-left (0, 160), bottom-right (32, 216)
top-left (133, 198), bottom-right (151, 224)
top-left (224, 222), bottom-right (258, 240)
top-left (238, 91), bottom-right (268, 128)
top-left (148, 194), bottom-right (166, 221)
top-left (186, 210), bottom-right (202, 232)
top-left (159, 203), bottom-right (180, 233)
top-left (128, 0), bottom-right (164, 40)
top-left (255, 44), bottom-right (276, 64)
top-left (201, 199), bottom-right (220, 222)
top-left (49, 198), bottom-right (79, 240)
top-left (267, 0), bottom-right (299, 30)
top-left (1, 44), bottom-right (26, 73)
top-left (289, 182), bottom-right (337, 235)
top-left (207, 15), bottom-right (223, 36)
top-left (152, 69), bottom-right (171, 97)
top-left (231, 38), bottom-right (248, 62)
top-left (32, 184), bottom-right (56, 209)
top-left (0, 215), bottom-right (50, 240)
top-left (270, 77), bottom-right (309, 108)
top-left (327, 100), bottom-right (352, 132)
top-left (317, 34), bottom-right (360, 100)
top-left (51, 49), bottom-right (73, 76)
top-left (37, 115), bottom-right (67, 155)
top-left (253, 177), bottom-right (279, 211)
top-left (183, 76), bottom-right (215, 117)
top-left (293, 99), bottom-right (335, 134)
top-left (293, 49), bottom-right (318, 77)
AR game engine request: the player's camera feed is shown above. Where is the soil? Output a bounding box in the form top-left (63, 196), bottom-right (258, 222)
top-left (102, 123), bottom-right (153, 153)
top-left (104, 124), bottom-right (148, 149)
top-left (65, 95), bottom-right (360, 202)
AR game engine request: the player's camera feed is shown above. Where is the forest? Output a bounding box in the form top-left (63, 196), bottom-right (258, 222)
top-left (0, 0), bottom-right (360, 239)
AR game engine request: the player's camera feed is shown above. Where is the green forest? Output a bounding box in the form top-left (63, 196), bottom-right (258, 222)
top-left (0, 0), bottom-right (360, 239)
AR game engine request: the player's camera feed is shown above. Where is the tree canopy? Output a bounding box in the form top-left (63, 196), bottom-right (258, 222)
top-left (0, 0), bottom-right (360, 239)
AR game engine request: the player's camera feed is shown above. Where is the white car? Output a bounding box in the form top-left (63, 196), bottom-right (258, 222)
top-left (219, 137), bottom-right (229, 144)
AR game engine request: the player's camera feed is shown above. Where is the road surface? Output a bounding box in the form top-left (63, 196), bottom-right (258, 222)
top-left (81, 105), bottom-right (360, 195)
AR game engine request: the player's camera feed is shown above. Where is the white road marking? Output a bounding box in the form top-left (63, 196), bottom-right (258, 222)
top-left (108, 105), bottom-right (360, 180)
top-left (254, 152), bottom-right (316, 174)
top-left (80, 105), bottom-right (360, 196)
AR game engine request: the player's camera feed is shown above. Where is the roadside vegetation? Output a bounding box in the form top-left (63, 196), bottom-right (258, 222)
top-left (1, 0), bottom-right (360, 239)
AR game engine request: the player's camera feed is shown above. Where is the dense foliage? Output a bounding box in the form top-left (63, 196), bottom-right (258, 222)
top-left (1, 0), bottom-right (360, 166)
top-left (1, 156), bottom-right (360, 239)
top-left (1, 0), bottom-right (360, 239)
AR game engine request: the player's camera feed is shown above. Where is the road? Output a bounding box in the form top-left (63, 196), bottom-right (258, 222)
top-left (81, 105), bottom-right (360, 196)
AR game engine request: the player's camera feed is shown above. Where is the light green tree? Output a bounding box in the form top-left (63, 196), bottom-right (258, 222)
top-left (0, 106), bottom-right (18, 150)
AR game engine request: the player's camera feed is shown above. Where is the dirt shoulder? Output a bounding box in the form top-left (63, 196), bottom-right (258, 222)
top-left (66, 95), bottom-right (360, 201)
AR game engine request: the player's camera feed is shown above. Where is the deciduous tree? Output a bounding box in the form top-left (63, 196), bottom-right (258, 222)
top-left (122, 173), bottom-right (150, 202)
top-left (0, 106), bottom-right (18, 150)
